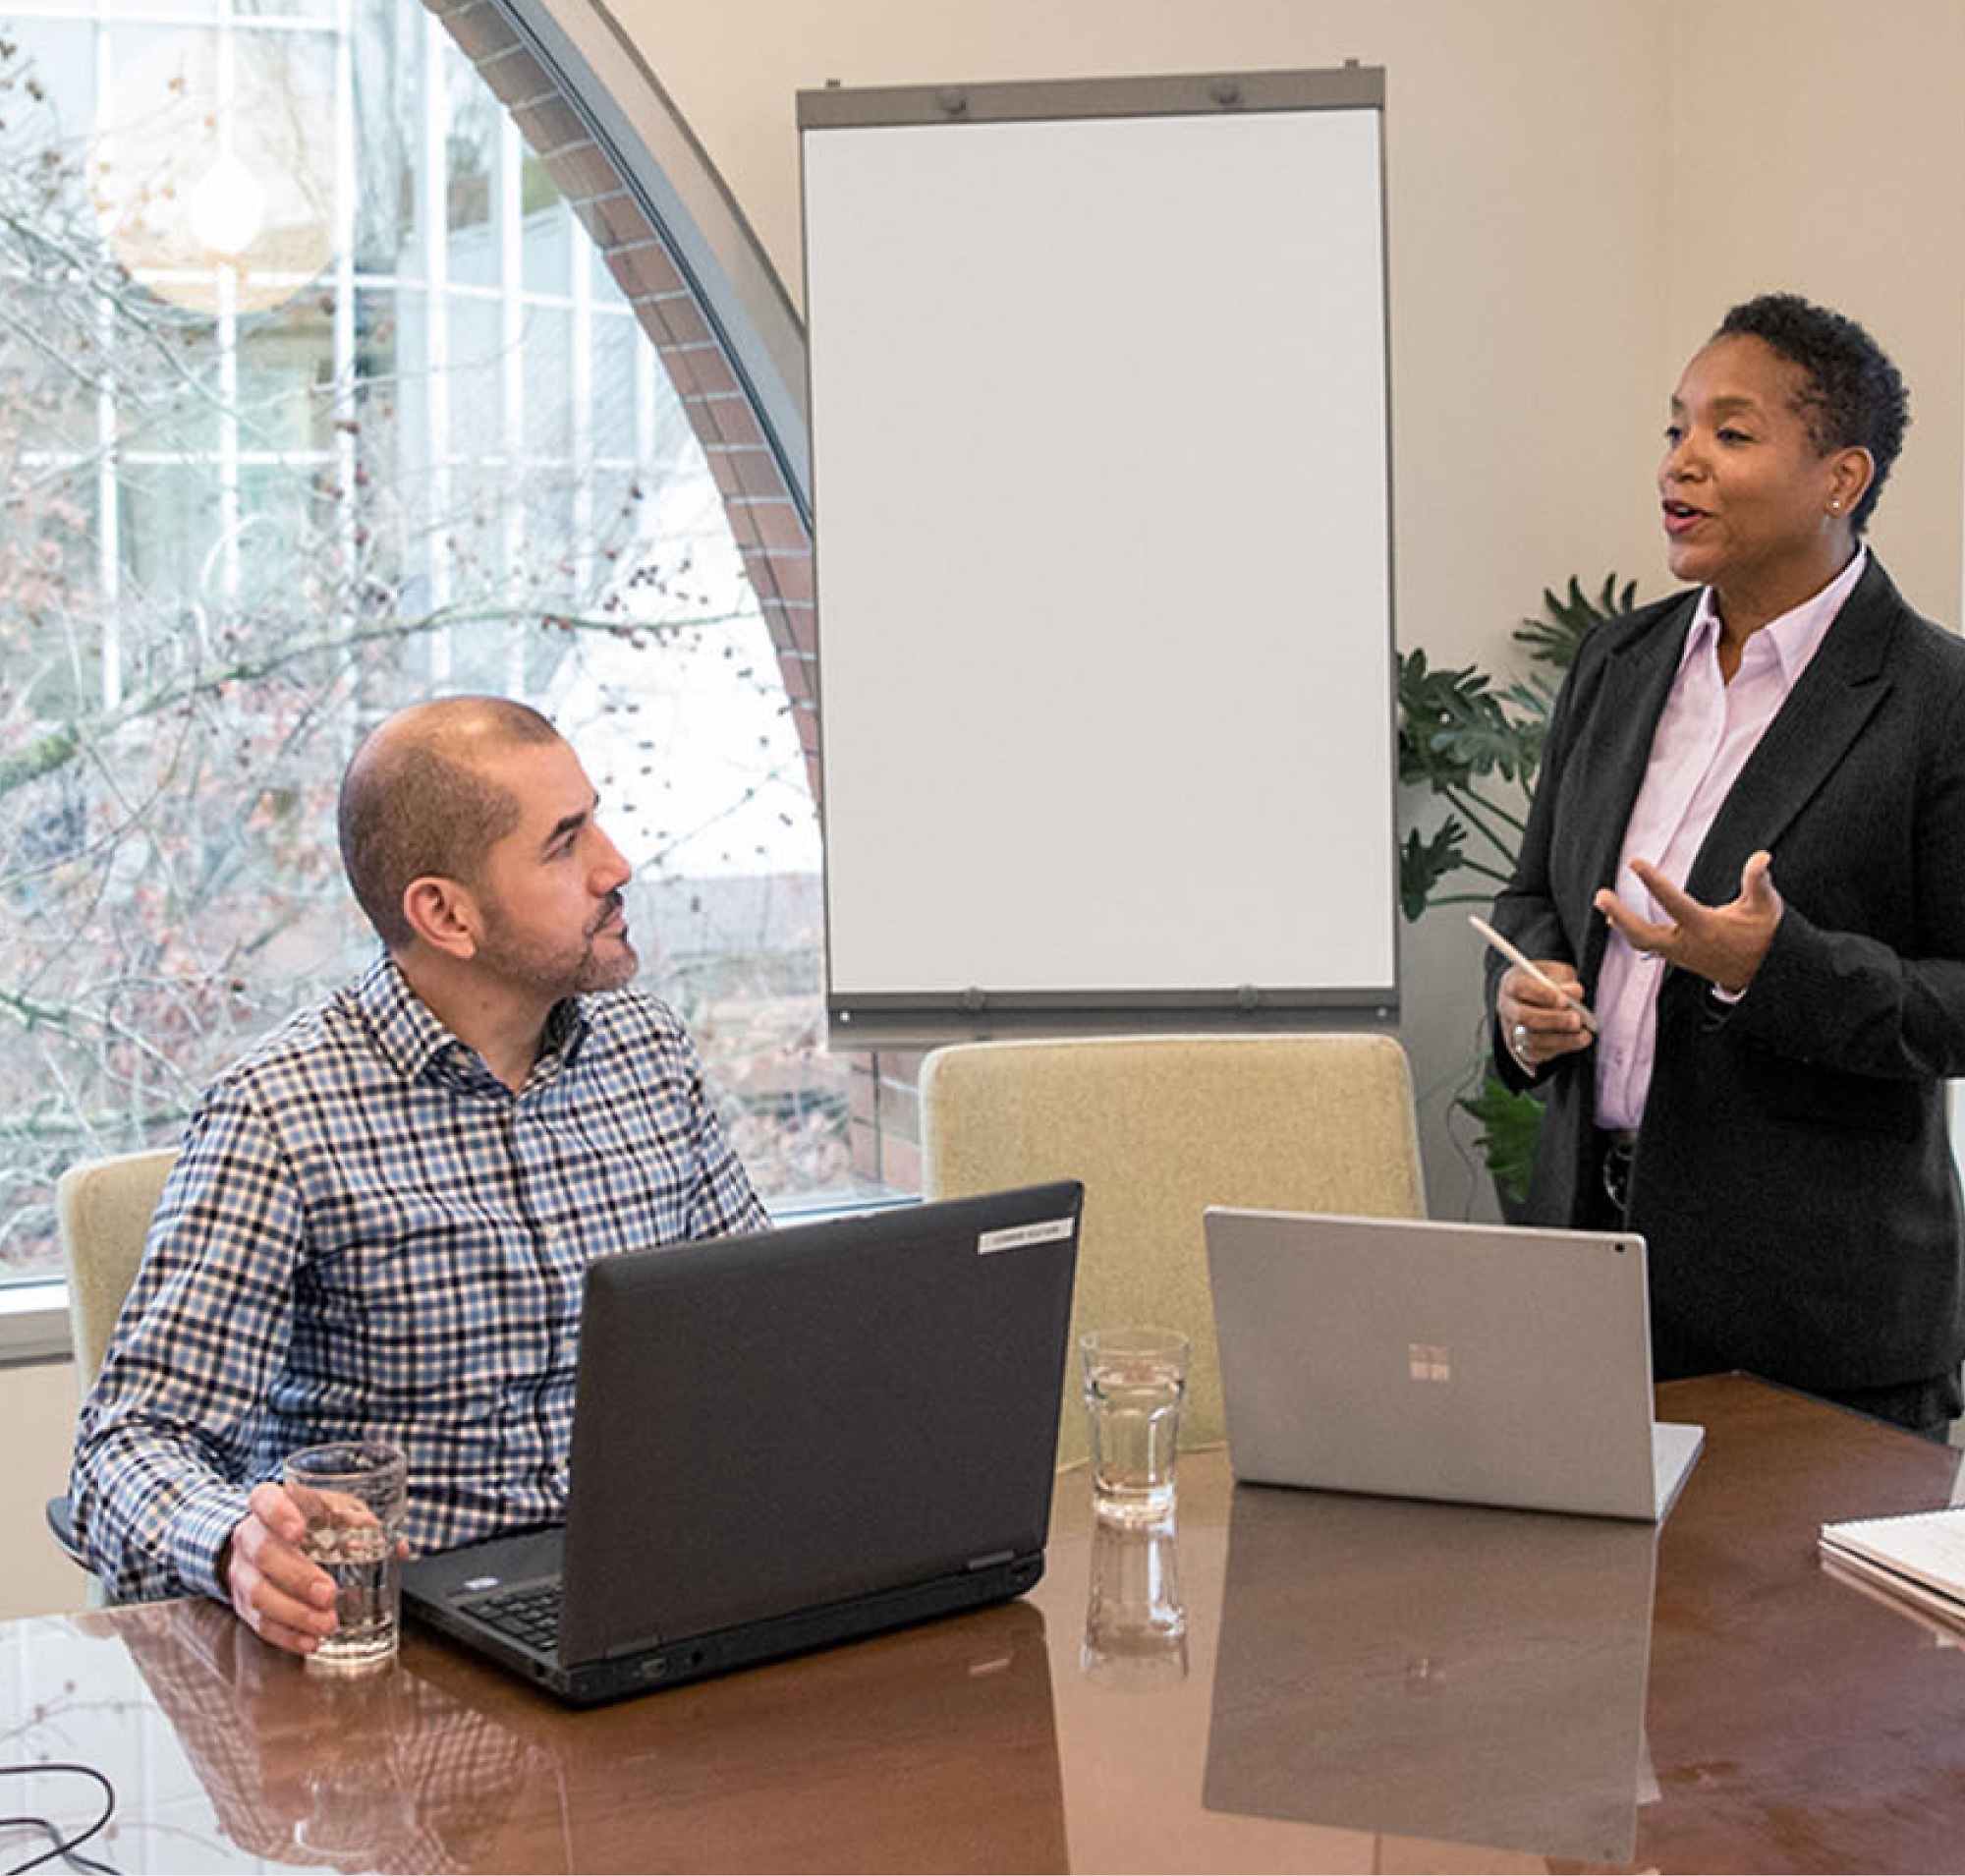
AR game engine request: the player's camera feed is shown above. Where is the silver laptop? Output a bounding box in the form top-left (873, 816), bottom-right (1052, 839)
top-left (1203, 1208), bottom-right (1702, 1520)
top-left (404, 1181), bottom-right (1082, 1703)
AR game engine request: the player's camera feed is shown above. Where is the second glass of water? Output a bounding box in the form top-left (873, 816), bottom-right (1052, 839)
top-left (1080, 1327), bottom-right (1190, 1524)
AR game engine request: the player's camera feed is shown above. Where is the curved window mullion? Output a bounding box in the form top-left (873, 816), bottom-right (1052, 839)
top-left (0, 0), bottom-right (855, 1299)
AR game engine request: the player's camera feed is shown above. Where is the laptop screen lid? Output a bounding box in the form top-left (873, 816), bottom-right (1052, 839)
top-left (405, 1180), bottom-right (1081, 1700)
top-left (559, 1179), bottom-right (1082, 1661)
top-left (1203, 1208), bottom-right (1702, 1521)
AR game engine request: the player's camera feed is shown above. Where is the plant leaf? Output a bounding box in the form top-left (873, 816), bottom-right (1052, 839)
top-left (1453, 1070), bottom-right (1544, 1204)
top-left (1512, 571), bottom-right (1637, 668)
top-left (1399, 820), bottom-right (1467, 922)
top-left (1397, 651), bottom-right (1526, 791)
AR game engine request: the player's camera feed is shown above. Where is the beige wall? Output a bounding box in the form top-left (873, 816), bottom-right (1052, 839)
top-left (600, 0), bottom-right (1682, 658)
top-left (1669, 0), bottom-right (1965, 626)
top-left (590, 0), bottom-right (1965, 1213)
top-left (598, 0), bottom-right (1963, 622)
top-left (1, 1359), bottom-right (82, 1620)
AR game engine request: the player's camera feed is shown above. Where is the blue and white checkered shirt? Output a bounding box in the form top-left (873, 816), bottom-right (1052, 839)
top-left (72, 952), bottom-right (768, 1604)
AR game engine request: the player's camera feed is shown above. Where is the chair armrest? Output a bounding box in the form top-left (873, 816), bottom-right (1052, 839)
top-left (45, 1495), bottom-right (87, 1568)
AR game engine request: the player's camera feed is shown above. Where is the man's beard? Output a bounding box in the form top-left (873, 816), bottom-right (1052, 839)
top-left (476, 893), bottom-right (638, 999)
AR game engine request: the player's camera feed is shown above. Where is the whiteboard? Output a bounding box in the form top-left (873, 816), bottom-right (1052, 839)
top-left (800, 70), bottom-right (1394, 1044)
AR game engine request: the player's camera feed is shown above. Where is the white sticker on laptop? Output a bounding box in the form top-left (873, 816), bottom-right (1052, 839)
top-left (977, 1217), bottom-right (1076, 1255)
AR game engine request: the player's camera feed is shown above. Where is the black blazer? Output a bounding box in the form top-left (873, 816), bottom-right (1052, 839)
top-left (1489, 557), bottom-right (1965, 1392)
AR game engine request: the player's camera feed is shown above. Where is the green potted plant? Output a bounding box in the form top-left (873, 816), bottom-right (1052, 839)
top-left (1397, 574), bottom-right (1637, 1202)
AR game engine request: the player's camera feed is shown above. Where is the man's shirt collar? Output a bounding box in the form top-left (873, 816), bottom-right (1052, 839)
top-left (354, 951), bottom-right (593, 1086)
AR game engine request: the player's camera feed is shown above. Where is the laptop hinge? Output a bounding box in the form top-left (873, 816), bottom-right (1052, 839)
top-left (966, 1549), bottom-right (1015, 1571)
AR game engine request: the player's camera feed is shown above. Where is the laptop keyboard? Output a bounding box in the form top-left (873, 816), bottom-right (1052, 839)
top-left (471, 1580), bottom-right (562, 1652)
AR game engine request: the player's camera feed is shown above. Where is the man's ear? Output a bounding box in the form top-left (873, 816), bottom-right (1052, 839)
top-left (401, 875), bottom-right (481, 961)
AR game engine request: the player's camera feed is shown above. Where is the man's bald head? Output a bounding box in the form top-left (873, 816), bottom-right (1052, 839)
top-left (337, 697), bottom-right (563, 948)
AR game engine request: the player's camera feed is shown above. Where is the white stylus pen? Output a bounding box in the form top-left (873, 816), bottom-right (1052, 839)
top-left (1468, 914), bottom-right (1600, 1034)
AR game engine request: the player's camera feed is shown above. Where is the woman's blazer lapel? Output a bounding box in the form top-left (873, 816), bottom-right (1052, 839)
top-left (1561, 603), bottom-right (1691, 989)
top-left (1683, 561), bottom-right (1900, 905)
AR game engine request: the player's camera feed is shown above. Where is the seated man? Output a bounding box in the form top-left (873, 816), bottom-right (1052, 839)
top-left (72, 697), bottom-right (767, 1655)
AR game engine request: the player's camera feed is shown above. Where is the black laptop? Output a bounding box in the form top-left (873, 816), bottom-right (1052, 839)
top-left (402, 1181), bottom-right (1083, 1705)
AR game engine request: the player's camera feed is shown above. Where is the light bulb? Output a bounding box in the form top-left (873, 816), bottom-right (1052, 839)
top-left (188, 148), bottom-right (265, 258)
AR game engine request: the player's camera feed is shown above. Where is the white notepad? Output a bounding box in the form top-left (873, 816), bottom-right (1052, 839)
top-left (1819, 1505), bottom-right (1965, 1616)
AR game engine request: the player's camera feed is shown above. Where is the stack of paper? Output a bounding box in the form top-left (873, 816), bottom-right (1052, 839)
top-left (1819, 1506), bottom-right (1965, 1638)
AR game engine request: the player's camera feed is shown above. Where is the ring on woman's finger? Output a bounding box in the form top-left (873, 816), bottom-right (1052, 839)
top-left (1510, 1020), bottom-right (1533, 1064)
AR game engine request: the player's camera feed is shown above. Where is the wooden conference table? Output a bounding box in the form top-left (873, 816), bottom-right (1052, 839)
top-left (6, 1374), bottom-right (1965, 1874)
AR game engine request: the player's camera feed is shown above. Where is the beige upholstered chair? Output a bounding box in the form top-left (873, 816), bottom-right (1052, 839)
top-left (45, 1147), bottom-right (177, 1575)
top-left (920, 1034), bottom-right (1425, 1464)
top-left (56, 1148), bottom-right (177, 1388)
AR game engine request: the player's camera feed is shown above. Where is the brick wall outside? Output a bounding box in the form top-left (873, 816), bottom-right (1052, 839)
top-left (422, 0), bottom-right (913, 1188)
top-left (849, 1050), bottom-right (925, 1193)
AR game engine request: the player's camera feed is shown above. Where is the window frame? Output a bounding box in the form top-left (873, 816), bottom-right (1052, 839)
top-left (0, 0), bottom-right (838, 1359)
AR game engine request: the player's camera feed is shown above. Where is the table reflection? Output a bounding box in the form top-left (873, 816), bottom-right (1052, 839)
top-left (109, 1591), bottom-right (1069, 1875)
top-left (1203, 1485), bottom-right (1657, 1864)
top-left (116, 1597), bottom-right (546, 1872)
top-left (545, 1601), bottom-right (1066, 1872)
top-left (1082, 1514), bottom-right (1188, 1690)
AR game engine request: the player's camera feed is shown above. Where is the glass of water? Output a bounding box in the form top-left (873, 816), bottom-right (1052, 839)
top-left (1080, 1327), bottom-right (1190, 1525)
top-left (283, 1440), bottom-right (408, 1672)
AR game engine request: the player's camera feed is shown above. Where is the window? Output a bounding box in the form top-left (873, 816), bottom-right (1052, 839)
top-left (0, 0), bottom-right (849, 1289)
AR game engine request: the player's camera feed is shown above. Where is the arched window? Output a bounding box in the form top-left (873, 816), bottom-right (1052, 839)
top-left (0, 0), bottom-right (865, 1293)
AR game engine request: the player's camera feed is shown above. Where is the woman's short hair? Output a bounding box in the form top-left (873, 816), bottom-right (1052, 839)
top-left (337, 697), bottom-right (561, 948)
top-left (1715, 293), bottom-right (1909, 534)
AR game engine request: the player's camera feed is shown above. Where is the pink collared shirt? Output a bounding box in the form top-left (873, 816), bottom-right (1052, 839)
top-left (1593, 548), bottom-right (1869, 1130)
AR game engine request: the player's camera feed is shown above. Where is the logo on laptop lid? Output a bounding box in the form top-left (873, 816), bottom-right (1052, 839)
top-left (1409, 1342), bottom-right (1451, 1383)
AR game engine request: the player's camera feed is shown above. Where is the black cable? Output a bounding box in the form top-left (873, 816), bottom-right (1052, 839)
top-left (0, 1820), bottom-right (117, 1876)
top-left (0, 1763), bottom-right (121, 1876)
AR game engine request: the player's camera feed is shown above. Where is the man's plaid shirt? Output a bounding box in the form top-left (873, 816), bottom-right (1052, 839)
top-left (72, 952), bottom-right (767, 1603)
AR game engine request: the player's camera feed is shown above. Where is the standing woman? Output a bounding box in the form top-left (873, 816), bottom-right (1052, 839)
top-left (1488, 293), bottom-right (1965, 1440)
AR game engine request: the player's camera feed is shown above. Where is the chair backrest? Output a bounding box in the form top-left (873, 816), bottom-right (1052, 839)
top-left (920, 1034), bottom-right (1425, 1464)
top-left (55, 1148), bottom-right (177, 1389)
